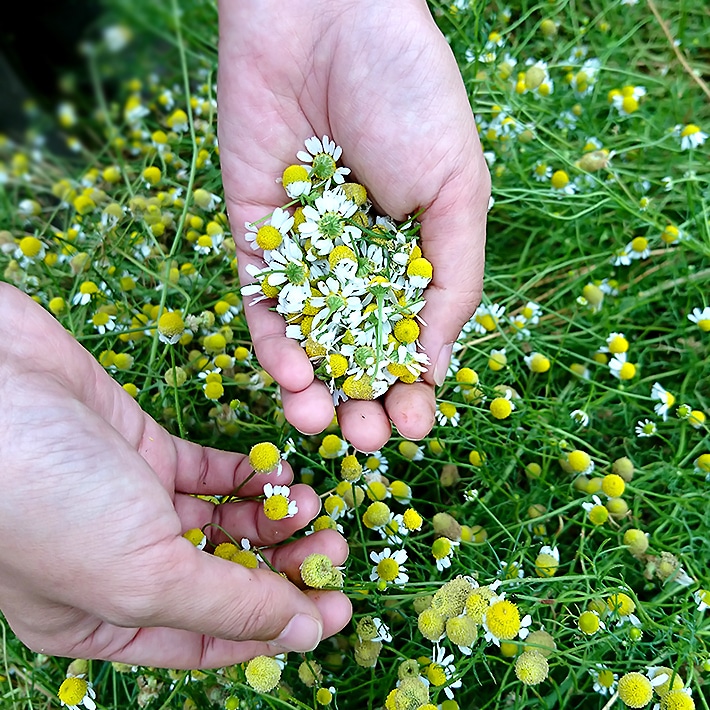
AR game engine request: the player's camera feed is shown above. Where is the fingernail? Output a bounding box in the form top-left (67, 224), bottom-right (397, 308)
top-left (433, 343), bottom-right (454, 387)
top-left (267, 614), bottom-right (323, 653)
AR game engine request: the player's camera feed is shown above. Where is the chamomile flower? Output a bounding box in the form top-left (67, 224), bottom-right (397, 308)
top-left (483, 595), bottom-right (532, 646)
top-left (612, 246), bottom-right (633, 267)
top-left (570, 409), bottom-right (590, 427)
top-left (609, 352), bottom-right (637, 381)
top-left (636, 419), bottom-right (658, 438)
top-left (677, 123), bottom-right (707, 150)
top-left (687, 306), bottom-right (710, 331)
top-left (436, 402), bottom-right (460, 427)
top-left (627, 236), bottom-right (651, 260)
top-left (590, 666), bottom-right (618, 696)
top-left (427, 646), bottom-right (462, 700)
top-left (245, 207), bottom-right (294, 253)
top-left (468, 302), bottom-right (506, 334)
top-left (244, 654), bottom-right (285, 693)
top-left (369, 548), bottom-right (409, 588)
top-left (532, 161), bottom-right (552, 182)
top-left (582, 495), bottom-right (609, 525)
top-left (298, 188), bottom-right (360, 253)
top-left (356, 616), bottom-right (392, 643)
top-left (57, 676), bottom-right (96, 710)
top-left (651, 382), bottom-right (676, 421)
top-left (262, 483), bottom-right (298, 521)
top-left (432, 536), bottom-right (460, 572)
top-left (694, 589), bottom-right (710, 612)
top-left (297, 135), bottom-right (350, 185)
top-left (611, 85), bottom-right (646, 115)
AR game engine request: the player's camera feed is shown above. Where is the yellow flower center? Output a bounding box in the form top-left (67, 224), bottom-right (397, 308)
top-left (158, 311), bottom-right (185, 337)
top-left (589, 505), bottom-right (609, 525)
top-left (490, 397), bottom-right (512, 419)
top-left (486, 599), bottom-right (522, 639)
top-left (245, 656), bottom-right (282, 693)
top-left (551, 170), bottom-right (569, 189)
top-left (426, 664), bottom-right (447, 687)
top-left (255, 224), bottom-right (282, 250)
top-left (578, 611), bottom-right (600, 634)
top-left (607, 592), bottom-right (635, 616)
top-left (432, 537), bottom-right (453, 560)
top-left (567, 450), bottom-right (590, 472)
top-left (376, 557), bottom-right (400, 582)
top-left (402, 508), bottom-right (423, 531)
top-left (406, 257), bottom-right (433, 280)
top-left (608, 335), bottom-right (629, 353)
top-left (249, 442), bottom-right (281, 473)
top-left (58, 677), bottom-right (89, 706)
top-left (601, 474), bottom-right (625, 497)
top-left (393, 318), bottom-right (420, 344)
top-left (618, 672), bottom-right (653, 708)
top-left (660, 689), bottom-right (694, 710)
top-left (631, 236), bottom-right (648, 253)
top-left (282, 164), bottom-right (310, 186)
top-left (263, 494), bottom-right (289, 521)
top-left (680, 124), bottom-right (700, 137)
top-left (619, 361), bottom-right (637, 380)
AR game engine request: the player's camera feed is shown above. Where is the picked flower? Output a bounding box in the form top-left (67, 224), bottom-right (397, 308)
top-left (240, 136), bottom-right (432, 401)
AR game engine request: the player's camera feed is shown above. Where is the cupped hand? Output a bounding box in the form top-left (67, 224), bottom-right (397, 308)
top-left (0, 284), bottom-right (351, 669)
top-left (217, 0), bottom-right (490, 453)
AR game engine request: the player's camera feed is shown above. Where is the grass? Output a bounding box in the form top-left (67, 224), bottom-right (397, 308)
top-left (0, 0), bottom-right (709, 708)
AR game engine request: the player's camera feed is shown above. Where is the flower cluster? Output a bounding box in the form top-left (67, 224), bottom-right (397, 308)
top-left (241, 136), bottom-right (432, 401)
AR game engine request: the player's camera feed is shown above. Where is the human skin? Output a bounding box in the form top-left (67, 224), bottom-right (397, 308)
top-left (218, 0), bottom-right (490, 453)
top-left (0, 283), bottom-right (351, 668)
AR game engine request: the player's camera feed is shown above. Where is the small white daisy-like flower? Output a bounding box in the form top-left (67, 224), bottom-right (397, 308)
top-left (609, 352), bottom-right (636, 380)
top-left (531, 161), bottom-right (552, 182)
top-left (570, 409), bottom-right (590, 427)
top-left (57, 675), bottom-right (97, 710)
top-left (369, 547), bottom-right (409, 587)
top-left (467, 302), bottom-right (506, 334)
top-left (590, 665), bottom-right (618, 696)
top-left (677, 123), bottom-right (707, 150)
top-left (436, 402), bottom-right (460, 427)
top-left (688, 306), bottom-right (710, 331)
top-left (611, 247), bottom-right (632, 267)
top-left (694, 588), bottom-right (710, 612)
top-left (432, 536), bottom-right (460, 572)
top-left (626, 236), bottom-right (651, 260)
top-left (262, 483), bottom-right (298, 521)
top-left (297, 135), bottom-right (350, 185)
top-left (651, 382), bottom-right (676, 421)
top-left (636, 419), bottom-right (658, 438)
top-left (245, 207), bottom-right (294, 253)
top-left (428, 645), bottom-right (463, 700)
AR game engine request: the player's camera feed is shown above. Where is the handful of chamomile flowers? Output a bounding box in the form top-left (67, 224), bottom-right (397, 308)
top-left (241, 135), bottom-right (433, 402)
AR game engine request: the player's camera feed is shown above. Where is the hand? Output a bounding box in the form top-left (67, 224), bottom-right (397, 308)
top-left (217, 0), bottom-right (490, 453)
top-left (0, 284), bottom-right (351, 669)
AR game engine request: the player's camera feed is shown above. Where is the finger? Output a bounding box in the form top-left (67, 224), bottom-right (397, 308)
top-left (171, 435), bottom-right (293, 496)
top-left (54, 590), bottom-right (352, 669)
top-left (280, 380), bottom-right (336, 435)
top-left (263, 529), bottom-right (350, 585)
top-left (416, 152), bottom-right (491, 387)
top-left (336, 398), bottom-right (392, 453)
top-left (384, 380), bottom-right (436, 441)
top-left (128, 540), bottom-right (331, 654)
top-left (174, 484), bottom-right (323, 547)
top-left (237, 250), bottom-right (317, 394)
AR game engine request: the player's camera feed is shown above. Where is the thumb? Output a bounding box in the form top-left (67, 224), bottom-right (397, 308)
top-left (144, 540), bottom-right (324, 653)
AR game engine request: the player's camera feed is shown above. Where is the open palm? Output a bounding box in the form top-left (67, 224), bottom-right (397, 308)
top-left (218, 0), bottom-right (490, 452)
top-left (0, 284), bottom-right (350, 668)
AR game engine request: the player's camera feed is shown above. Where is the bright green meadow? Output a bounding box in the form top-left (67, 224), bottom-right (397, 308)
top-left (1, 0), bottom-right (709, 708)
